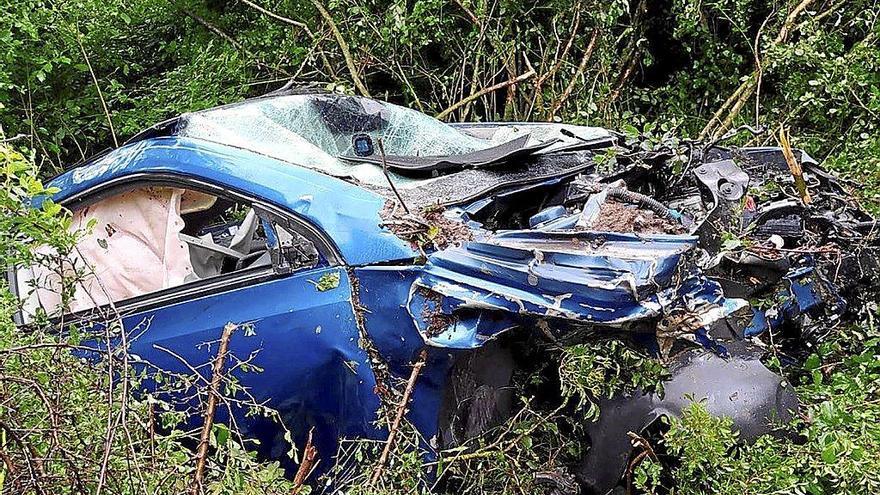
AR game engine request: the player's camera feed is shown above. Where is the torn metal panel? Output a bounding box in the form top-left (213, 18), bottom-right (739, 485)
top-left (402, 231), bottom-right (745, 349)
top-left (744, 264), bottom-right (843, 337)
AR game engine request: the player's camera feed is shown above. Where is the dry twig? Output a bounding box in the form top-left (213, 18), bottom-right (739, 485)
top-left (369, 349), bottom-right (428, 486)
top-left (189, 323), bottom-right (237, 495)
top-left (547, 29), bottom-right (599, 121)
top-left (437, 70), bottom-right (536, 120)
top-left (75, 31), bottom-right (117, 147)
top-left (291, 428), bottom-right (318, 494)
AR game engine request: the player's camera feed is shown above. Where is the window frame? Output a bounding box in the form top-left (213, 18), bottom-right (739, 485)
top-left (11, 171), bottom-right (344, 326)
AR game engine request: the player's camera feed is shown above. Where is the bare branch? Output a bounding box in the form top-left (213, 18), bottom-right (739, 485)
top-left (75, 31), bottom-right (117, 148)
top-left (437, 70), bottom-right (536, 120)
top-left (190, 323), bottom-right (237, 495)
top-left (369, 349), bottom-right (428, 486)
top-left (547, 29), bottom-right (599, 121)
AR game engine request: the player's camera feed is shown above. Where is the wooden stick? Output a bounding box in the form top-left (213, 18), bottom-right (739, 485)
top-left (377, 138), bottom-right (410, 214)
top-left (436, 70), bottom-right (536, 121)
top-left (369, 350), bottom-right (428, 486)
top-left (291, 428), bottom-right (318, 494)
top-left (189, 323), bottom-right (237, 495)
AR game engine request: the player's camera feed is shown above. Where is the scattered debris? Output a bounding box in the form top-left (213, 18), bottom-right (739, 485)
top-left (311, 271), bottom-right (340, 291)
top-left (418, 288), bottom-right (458, 337)
top-left (422, 207), bottom-right (475, 249)
top-left (588, 199), bottom-right (686, 234)
top-left (380, 200), bottom-right (474, 252)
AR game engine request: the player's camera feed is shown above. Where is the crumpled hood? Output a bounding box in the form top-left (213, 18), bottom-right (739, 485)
top-left (406, 230), bottom-right (745, 350)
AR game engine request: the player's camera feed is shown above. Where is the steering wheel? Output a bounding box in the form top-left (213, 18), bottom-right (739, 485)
top-left (179, 233), bottom-right (245, 260)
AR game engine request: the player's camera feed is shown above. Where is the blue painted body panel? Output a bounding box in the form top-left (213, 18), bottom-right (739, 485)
top-left (122, 267), bottom-right (384, 466)
top-left (353, 266), bottom-right (458, 446)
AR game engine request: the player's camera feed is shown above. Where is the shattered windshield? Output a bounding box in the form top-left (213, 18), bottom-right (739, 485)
top-left (176, 94), bottom-right (494, 187)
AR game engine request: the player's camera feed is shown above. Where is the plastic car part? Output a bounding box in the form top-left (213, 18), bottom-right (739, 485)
top-left (341, 134), bottom-right (556, 176)
top-left (576, 342), bottom-right (798, 494)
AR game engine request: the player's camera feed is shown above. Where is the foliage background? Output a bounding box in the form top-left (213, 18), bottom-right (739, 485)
top-left (1, 0), bottom-right (878, 203)
top-left (1, 0), bottom-right (879, 493)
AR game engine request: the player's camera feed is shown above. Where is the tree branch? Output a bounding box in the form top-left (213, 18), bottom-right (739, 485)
top-left (310, 0), bottom-right (371, 97)
top-left (437, 70), bottom-right (536, 120)
top-left (701, 0), bottom-right (819, 139)
top-left (75, 31), bottom-right (117, 148)
top-left (189, 323), bottom-right (237, 495)
top-left (547, 29), bottom-right (599, 121)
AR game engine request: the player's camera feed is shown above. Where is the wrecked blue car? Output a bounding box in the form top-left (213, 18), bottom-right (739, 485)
top-left (11, 91), bottom-right (878, 494)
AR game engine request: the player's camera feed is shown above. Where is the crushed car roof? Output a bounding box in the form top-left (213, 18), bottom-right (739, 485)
top-left (126, 93), bottom-right (615, 196)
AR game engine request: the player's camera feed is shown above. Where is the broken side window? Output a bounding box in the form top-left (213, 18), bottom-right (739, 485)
top-left (14, 185), bottom-right (319, 322)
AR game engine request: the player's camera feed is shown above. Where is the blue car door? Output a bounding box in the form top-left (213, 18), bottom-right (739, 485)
top-left (124, 264), bottom-right (381, 464)
top-left (58, 183), bottom-right (386, 469)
